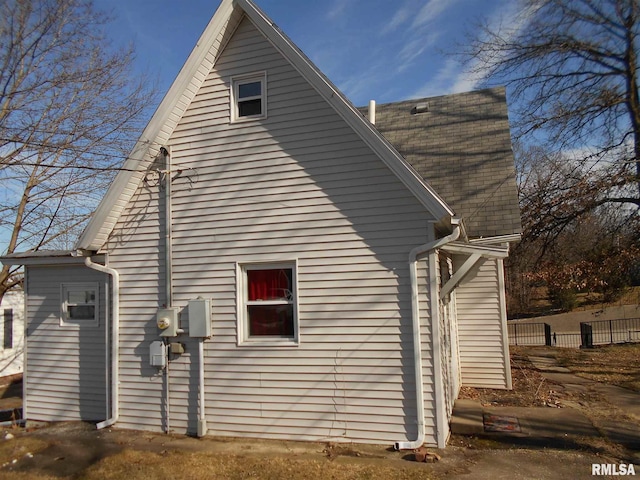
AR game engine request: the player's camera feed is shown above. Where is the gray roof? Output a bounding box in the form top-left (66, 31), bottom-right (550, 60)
top-left (362, 87), bottom-right (522, 239)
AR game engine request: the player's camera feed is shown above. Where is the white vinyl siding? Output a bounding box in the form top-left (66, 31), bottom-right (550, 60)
top-left (455, 257), bottom-right (510, 388)
top-left (106, 16), bottom-right (437, 445)
top-left (0, 291), bottom-right (24, 377)
top-left (24, 266), bottom-right (107, 421)
top-left (80, 5), bottom-right (246, 252)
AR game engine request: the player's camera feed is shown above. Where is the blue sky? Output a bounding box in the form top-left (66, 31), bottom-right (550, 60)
top-left (95, 0), bottom-right (520, 107)
top-left (2, 0), bottom-right (525, 256)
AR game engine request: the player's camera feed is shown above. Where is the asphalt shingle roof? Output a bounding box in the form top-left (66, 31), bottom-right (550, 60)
top-left (362, 87), bottom-right (522, 239)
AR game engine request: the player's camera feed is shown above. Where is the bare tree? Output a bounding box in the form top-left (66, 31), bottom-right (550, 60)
top-left (505, 143), bottom-right (639, 315)
top-left (465, 0), bottom-right (640, 228)
top-left (0, 0), bottom-right (156, 303)
top-left (464, 0), bottom-right (640, 313)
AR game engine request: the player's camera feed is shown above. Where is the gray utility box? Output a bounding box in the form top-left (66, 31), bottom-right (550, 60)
top-left (150, 340), bottom-right (166, 368)
top-left (188, 298), bottom-right (212, 337)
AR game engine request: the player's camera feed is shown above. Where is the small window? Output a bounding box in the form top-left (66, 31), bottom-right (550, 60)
top-left (238, 262), bottom-right (298, 345)
top-left (231, 73), bottom-right (266, 121)
top-left (61, 283), bottom-right (98, 326)
top-left (3, 309), bottom-right (13, 349)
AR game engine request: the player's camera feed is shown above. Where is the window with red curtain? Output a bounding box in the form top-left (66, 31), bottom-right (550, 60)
top-left (245, 267), bottom-right (294, 338)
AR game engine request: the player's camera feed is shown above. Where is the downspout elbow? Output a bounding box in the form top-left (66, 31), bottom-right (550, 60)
top-left (395, 224), bottom-right (460, 451)
top-left (409, 224), bottom-right (461, 263)
top-left (83, 256), bottom-right (120, 430)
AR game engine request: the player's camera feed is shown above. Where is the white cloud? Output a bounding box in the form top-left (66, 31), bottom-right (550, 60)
top-left (396, 32), bottom-right (440, 72)
top-left (409, 54), bottom-right (487, 99)
top-left (410, 0), bottom-right (538, 99)
top-left (383, 6), bottom-right (413, 34)
top-left (410, 58), bottom-right (463, 98)
top-left (411, 0), bottom-right (454, 29)
top-left (326, 0), bottom-right (355, 21)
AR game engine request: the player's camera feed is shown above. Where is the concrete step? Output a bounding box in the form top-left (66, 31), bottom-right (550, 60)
top-left (450, 399), bottom-right (484, 435)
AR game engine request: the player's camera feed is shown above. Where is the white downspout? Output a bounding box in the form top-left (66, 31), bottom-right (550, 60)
top-left (198, 338), bottom-right (207, 436)
top-left (395, 221), bottom-right (461, 451)
top-left (84, 256), bottom-right (120, 430)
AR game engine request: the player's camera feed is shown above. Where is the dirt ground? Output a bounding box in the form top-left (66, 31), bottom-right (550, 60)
top-left (459, 343), bottom-right (639, 406)
top-left (0, 424), bottom-right (477, 480)
top-left (0, 422), bottom-right (623, 480)
top-left (0, 345), bottom-right (638, 479)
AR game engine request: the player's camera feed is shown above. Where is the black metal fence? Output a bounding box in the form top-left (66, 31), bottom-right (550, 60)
top-left (508, 322), bottom-right (551, 346)
top-left (552, 332), bottom-right (583, 348)
top-left (579, 317), bottom-right (640, 347)
top-left (508, 317), bottom-right (640, 348)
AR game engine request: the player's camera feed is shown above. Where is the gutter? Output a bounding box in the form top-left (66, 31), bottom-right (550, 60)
top-left (84, 256), bottom-right (120, 430)
top-left (394, 220), bottom-right (461, 451)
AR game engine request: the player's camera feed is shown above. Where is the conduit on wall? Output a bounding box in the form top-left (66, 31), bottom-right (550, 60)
top-left (161, 146), bottom-right (173, 434)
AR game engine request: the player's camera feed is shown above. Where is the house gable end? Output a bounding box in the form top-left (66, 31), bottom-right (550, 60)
top-left (76, 0), bottom-right (244, 252)
top-left (75, 0), bottom-right (453, 253)
top-left (104, 15), bottom-right (440, 444)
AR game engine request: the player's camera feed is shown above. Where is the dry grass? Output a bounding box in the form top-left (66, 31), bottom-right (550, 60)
top-left (0, 435), bottom-right (55, 480)
top-left (554, 343), bottom-right (640, 392)
top-left (82, 449), bottom-right (436, 480)
top-left (0, 435), bottom-right (438, 480)
top-left (459, 343), bottom-right (640, 408)
top-left (457, 344), bottom-right (638, 408)
top-left (458, 347), bottom-right (560, 407)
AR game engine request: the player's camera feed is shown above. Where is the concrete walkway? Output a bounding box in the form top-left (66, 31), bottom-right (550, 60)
top-left (451, 352), bottom-right (640, 464)
top-left (529, 353), bottom-right (640, 422)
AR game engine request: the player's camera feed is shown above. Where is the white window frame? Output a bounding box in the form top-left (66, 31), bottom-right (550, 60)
top-left (60, 282), bottom-right (99, 327)
top-left (230, 72), bottom-right (267, 122)
top-left (237, 261), bottom-right (299, 347)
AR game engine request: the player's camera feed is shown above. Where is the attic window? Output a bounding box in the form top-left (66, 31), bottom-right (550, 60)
top-left (231, 72), bottom-right (267, 122)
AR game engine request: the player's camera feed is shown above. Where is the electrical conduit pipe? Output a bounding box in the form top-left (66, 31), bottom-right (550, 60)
top-left (394, 221), bottom-right (461, 451)
top-left (84, 256), bottom-right (120, 429)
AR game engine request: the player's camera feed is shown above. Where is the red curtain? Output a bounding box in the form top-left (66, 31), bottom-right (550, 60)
top-left (248, 269), bottom-right (290, 301)
top-left (248, 305), bottom-right (293, 336)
